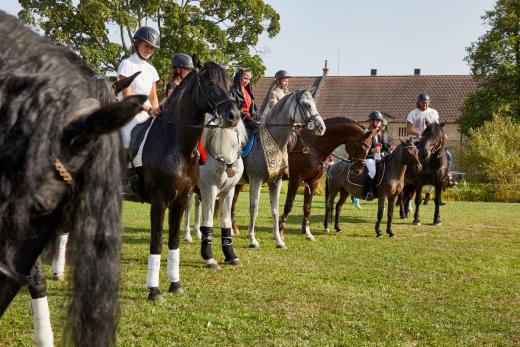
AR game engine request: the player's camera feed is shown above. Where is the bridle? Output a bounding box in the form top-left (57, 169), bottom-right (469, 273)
top-left (196, 70), bottom-right (236, 128)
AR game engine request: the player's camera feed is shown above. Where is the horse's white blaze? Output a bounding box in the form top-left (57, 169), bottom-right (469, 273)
top-left (167, 249), bottom-right (180, 283)
top-left (31, 297), bottom-right (54, 347)
top-left (146, 254), bottom-right (161, 288)
top-left (51, 233), bottom-right (68, 276)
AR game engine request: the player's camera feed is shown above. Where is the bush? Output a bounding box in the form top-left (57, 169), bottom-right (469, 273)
top-left (456, 114), bottom-right (520, 201)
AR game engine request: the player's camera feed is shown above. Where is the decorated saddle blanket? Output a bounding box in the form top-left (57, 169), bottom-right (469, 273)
top-left (129, 117), bottom-right (155, 168)
top-left (259, 127), bottom-right (287, 178)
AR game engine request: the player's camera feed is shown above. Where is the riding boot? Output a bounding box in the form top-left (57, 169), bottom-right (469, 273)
top-left (363, 177), bottom-right (376, 201)
top-left (423, 192), bottom-right (431, 205)
top-left (200, 226), bottom-right (213, 261)
top-left (221, 227), bottom-right (238, 263)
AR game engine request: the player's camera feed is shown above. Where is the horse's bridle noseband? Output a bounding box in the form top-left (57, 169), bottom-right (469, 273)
top-left (197, 71), bottom-right (236, 129)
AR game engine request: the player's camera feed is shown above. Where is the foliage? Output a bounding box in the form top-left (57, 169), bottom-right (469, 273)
top-left (2, 197), bottom-right (520, 345)
top-left (459, 0), bottom-right (520, 134)
top-left (456, 114), bottom-right (520, 201)
top-left (18, 0), bottom-right (280, 88)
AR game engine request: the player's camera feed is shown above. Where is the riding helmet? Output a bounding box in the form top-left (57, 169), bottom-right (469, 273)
top-left (275, 70), bottom-right (290, 80)
top-left (368, 111), bottom-right (385, 121)
top-left (417, 92), bottom-right (431, 103)
top-left (172, 53), bottom-right (195, 69)
top-left (133, 26), bottom-right (160, 48)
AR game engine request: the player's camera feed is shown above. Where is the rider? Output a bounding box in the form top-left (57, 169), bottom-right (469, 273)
top-left (118, 26), bottom-right (161, 149)
top-left (232, 67), bottom-right (258, 135)
top-left (363, 111), bottom-right (386, 200)
top-left (268, 70), bottom-right (290, 110)
top-left (165, 53), bottom-right (195, 98)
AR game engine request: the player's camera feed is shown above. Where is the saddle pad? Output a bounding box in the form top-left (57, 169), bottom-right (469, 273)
top-left (129, 117), bottom-right (155, 168)
top-left (260, 127), bottom-right (286, 178)
top-left (242, 134), bottom-right (255, 158)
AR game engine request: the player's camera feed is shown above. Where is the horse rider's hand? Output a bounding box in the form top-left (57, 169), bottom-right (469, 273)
top-left (147, 107), bottom-right (161, 117)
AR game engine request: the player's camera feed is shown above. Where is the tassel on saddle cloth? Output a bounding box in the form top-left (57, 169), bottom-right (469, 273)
top-left (260, 127), bottom-right (287, 178)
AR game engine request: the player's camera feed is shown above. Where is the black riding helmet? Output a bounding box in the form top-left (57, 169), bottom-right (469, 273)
top-left (417, 92), bottom-right (431, 103)
top-left (368, 111), bottom-right (385, 121)
top-left (275, 70), bottom-right (290, 80)
top-left (133, 26), bottom-right (160, 48)
top-left (172, 53), bottom-right (195, 69)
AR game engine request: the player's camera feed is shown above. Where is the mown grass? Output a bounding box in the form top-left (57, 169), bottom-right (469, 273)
top-left (1, 194), bottom-right (520, 346)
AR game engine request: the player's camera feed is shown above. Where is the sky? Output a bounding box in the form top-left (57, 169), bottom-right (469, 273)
top-left (1, 0), bottom-right (497, 77)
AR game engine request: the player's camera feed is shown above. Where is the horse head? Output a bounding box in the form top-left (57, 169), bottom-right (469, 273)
top-left (197, 61), bottom-right (240, 128)
top-left (421, 122), bottom-right (446, 161)
top-left (295, 89), bottom-right (326, 135)
top-left (348, 127), bottom-right (379, 174)
top-left (401, 139), bottom-right (422, 173)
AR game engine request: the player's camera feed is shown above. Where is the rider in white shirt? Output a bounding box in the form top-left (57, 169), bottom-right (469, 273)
top-left (406, 92), bottom-right (439, 138)
top-left (118, 26), bottom-right (161, 149)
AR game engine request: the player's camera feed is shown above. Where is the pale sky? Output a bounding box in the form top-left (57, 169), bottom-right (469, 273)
top-left (1, 0), bottom-right (496, 77)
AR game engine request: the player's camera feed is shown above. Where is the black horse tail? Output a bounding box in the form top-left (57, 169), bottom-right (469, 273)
top-left (64, 133), bottom-right (122, 347)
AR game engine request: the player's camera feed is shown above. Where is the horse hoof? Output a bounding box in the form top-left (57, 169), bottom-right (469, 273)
top-left (276, 243), bottom-right (287, 249)
top-left (53, 273), bottom-right (64, 281)
top-left (249, 243), bottom-right (260, 249)
top-left (434, 222), bottom-right (442, 226)
top-left (324, 227), bottom-right (330, 233)
top-left (148, 287), bottom-right (164, 301)
top-left (168, 282), bottom-right (184, 294)
top-left (413, 221), bottom-right (421, 226)
top-left (388, 233), bottom-right (396, 238)
top-left (335, 229), bottom-right (342, 233)
top-left (205, 262), bottom-right (220, 270)
top-left (184, 237), bottom-right (193, 244)
top-left (226, 259), bottom-right (241, 266)
top-left (305, 234), bottom-right (315, 241)
top-left (376, 233), bottom-right (383, 238)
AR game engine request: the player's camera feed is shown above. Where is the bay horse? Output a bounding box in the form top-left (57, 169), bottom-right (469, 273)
top-left (278, 117), bottom-right (379, 241)
top-left (399, 122), bottom-right (448, 225)
top-left (129, 61), bottom-right (240, 301)
top-left (324, 140), bottom-right (422, 237)
top-left (196, 116), bottom-right (248, 268)
top-left (0, 10), bottom-right (145, 347)
top-left (231, 89), bottom-right (326, 249)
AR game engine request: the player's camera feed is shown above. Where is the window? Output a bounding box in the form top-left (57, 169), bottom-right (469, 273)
top-left (398, 127), bottom-right (407, 137)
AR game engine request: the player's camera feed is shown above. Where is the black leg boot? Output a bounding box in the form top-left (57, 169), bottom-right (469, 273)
top-left (200, 226), bottom-right (218, 269)
top-left (222, 227), bottom-right (240, 266)
top-left (363, 177), bottom-right (375, 201)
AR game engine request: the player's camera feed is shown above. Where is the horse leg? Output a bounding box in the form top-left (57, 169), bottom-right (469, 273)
top-left (269, 179), bottom-right (286, 249)
top-left (433, 184), bottom-right (442, 225)
top-left (200, 187), bottom-right (219, 269)
top-left (193, 192), bottom-right (202, 240)
top-left (51, 232), bottom-right (68, 281)
top-left (375, 196), bottom-right (385, 237)
top-left (324, 182), bottom-right (337, 233)
top-left (279, 175), bottom-right (300, 239)
top-left (220, 188), bottom-right (240, 266)
top-left (167, 197), bottom-right (189, 294)
top-left (183, 193), bottom-right (193, 243)
top-left (147, 200), bottom-right (167, 301)
top-left (247, 178), bottom-right (262, 248)
top-left (334, 189), bottom-right (348, 233)
top-left (412, 186), bottom-right (423, 226)
top-left (231, 183), bottom-right (243, 236)
top-left (28, 257), bottom-right (54, 347)
top-left (301, 178), bottom-right (320, 241)
top-left (386, 195), bottom-right (397, 237)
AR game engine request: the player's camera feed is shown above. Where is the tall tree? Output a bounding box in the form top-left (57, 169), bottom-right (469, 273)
top-left (18, 0), bottom-right (280, 86)
top-left (459, 0), bottom-right (520, 135)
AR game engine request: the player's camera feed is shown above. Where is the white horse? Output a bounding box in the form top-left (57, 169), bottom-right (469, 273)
top-left (196, 116), bottom-right (248, 268)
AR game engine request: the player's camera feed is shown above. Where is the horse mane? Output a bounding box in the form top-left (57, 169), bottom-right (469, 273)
top-left (265, 89), bottom-right (306, 123)
top-left (323, 116), bottom-right (365, 130)
top-left (203, 117), bottom-right (248, 156)
top-left (420, 122), bottom-right (445, 160)
top-left (0, 10), bottom-right (121, 346)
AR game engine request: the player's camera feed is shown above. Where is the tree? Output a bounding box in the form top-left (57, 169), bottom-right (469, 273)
top-left (459, 0), bottom-right (520, 135)
top-left (18, 0), bottom-right (280, 88)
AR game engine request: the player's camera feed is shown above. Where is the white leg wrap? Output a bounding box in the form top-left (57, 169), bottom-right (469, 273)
top-left (51, 234), bottom-right (68, 275)
top-left (146, 254), bottom-right (161, 288)
top-left (31, 297), bottom-right (54, 347)
top-left (167, 249), bottom-right (180, 283)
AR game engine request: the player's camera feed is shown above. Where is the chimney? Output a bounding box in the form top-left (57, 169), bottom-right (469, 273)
top-left (322, 60), bottom-right (329, 76)
top-left (414, 68), bottom-right (421, 76)
top-left (371, 69), bottom-right (377, 76)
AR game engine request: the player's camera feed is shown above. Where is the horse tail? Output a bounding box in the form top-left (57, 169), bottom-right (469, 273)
top-left (64, 133), bottom-right (122, 347)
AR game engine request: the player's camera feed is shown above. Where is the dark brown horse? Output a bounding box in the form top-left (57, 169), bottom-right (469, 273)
top-left (399, 122), bottom-right (448, 225)
top-left (0, 10), bottom-right (145, 346)
top-left (324, 139), bottom-right (422, 237)
top-left (278, 117), bottom-right (378, 241)
top-left (129, 61), bottom-right (240, 301)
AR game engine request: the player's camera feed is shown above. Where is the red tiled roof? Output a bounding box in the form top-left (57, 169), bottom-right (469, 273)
top-left (253, 75), bottom-right (478, 123)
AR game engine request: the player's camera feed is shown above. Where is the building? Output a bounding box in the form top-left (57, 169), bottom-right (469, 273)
top-left (254, 62), bottom-right (478, 149)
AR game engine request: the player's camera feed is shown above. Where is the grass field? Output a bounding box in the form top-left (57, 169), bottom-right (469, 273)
top-left (1, 193), bottom-right (520, 346)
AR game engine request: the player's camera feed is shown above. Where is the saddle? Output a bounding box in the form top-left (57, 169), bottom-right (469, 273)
top-left (345, 163), bottom-right (380, 200)
top-left (129, 117), bottom-right (154, 165)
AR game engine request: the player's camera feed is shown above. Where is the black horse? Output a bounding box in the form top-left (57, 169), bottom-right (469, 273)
top-left (0, 10), bottom-right (145, 347)
top-left (399, 122), bottom-right (449, 225)
top-left (128, 61), bottom-right (240, 301)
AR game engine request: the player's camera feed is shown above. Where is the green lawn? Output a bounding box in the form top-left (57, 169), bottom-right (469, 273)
top-left (1, 194), bottom-right (520, 346)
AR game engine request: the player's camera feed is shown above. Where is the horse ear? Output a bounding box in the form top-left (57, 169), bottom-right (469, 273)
top-left (63, 95), bottom-right (147, 145)
top-left (307, 86), bottom-right (317, 96)
top-left (112, 71), bottom-right (141, 94)
top-left (439, 121), bottom-right (446, 128)
top-left (192, 54), bottom-right (202, 71)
